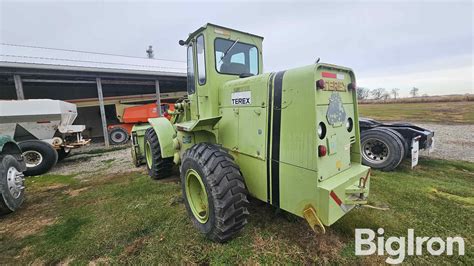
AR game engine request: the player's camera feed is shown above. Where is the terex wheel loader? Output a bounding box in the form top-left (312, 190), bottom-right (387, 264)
top-left (131, 23), bottom-right (371, 242)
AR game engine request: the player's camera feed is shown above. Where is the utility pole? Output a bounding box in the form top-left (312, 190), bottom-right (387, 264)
top-left (96, 78), bottom-right (109, 147)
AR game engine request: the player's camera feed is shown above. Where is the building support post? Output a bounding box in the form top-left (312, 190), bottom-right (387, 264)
top-left (13, 74), bottom-right (25, 100)
top-left (96, 77), bottom-right (109, 147)
top-left (155, 79), bottom-right (162, 117)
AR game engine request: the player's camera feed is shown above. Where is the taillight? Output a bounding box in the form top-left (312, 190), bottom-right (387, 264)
top-left (316, 79), bottom-right (325, 90)
top-left (318, 145), bottom-right (327, 157)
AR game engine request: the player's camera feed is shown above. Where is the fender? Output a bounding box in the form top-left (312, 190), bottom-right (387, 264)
top-left (0, 135), bottom-right (22, 156)
top-left (148, 117), bottom-right (176, 158)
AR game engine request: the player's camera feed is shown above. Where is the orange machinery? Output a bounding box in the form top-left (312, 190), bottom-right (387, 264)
top-left (107, 103), bottom-right (174, 145)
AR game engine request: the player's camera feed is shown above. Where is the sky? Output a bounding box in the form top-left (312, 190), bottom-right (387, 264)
top-left (0, 0), bottom-right (472, 97)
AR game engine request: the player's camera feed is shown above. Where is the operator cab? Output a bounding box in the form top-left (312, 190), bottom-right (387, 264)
top-left (179, 23), bottom-right (263, 90)
top-left (179, 23), bottom-right (264, 119)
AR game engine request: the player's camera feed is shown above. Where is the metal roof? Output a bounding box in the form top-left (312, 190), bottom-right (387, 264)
top-left (0, 61), bottom-right (186, 77)
top-left (0, 44), bottom-right (187, 77)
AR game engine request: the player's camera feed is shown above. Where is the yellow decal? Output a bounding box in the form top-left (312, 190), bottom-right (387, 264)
top-left (214, 28), bottom-right (231, 37)
top-left (324, 80), bottom-right (346, 91)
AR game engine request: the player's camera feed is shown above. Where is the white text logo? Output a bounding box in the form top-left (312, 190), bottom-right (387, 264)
top-left (355, 228), bottom-right (465, 264)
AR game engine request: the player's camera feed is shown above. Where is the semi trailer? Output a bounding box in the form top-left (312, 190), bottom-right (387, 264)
top-left (359, 118), bottom-right (434, 171)
top-left (131, 23), bottom-right (371, 242)
top-left (0, 99), bottom-right (90, 176)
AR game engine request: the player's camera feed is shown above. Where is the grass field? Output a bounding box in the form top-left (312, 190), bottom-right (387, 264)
top-left (359, 101), bottom-right (474, 124)
top-left (0, 158), bottom-right (472, 264)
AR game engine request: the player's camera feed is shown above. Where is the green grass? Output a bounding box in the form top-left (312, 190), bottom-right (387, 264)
top-left (0, 159), bottom-right (472, 264)
top-left (26, 174), bottom-right (79, 188)
top-left (359, 101), bottom-right (474, 124)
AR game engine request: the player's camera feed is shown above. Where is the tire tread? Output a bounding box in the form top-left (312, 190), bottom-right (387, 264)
top-left (361, 128), bottom-right (405, 171)
top-left (181, 143), bottom-right (249, 243)
top-left (144, 127), bottom-right (173, 179)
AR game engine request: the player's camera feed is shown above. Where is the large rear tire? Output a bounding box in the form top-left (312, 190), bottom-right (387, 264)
top-left (0, 155), bottom-right (26, 214)
top-left (19, 140), bottom-right (58, 176)
top-left (109, 127), bottom-right (130, 145)
top-left (144, 127), bottom-right (173, 179)
top-left (360, 128), bottom-right (405, 171)
top-left (181, 143), bottom-right (249, 243)
top-left (382, 127), bottom-right (410, 159)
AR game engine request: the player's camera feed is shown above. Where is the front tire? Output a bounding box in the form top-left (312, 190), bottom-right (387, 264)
top-left (0, 155), bottom-right (26, 214)
top-left (360, 128), bottom-right (405, 171)
top-left (180, 143), bottom-right (249, 243)
top-left (19, 140), bottom-right (58, 176)
top-left (144, 127), bottom-right (173, 179)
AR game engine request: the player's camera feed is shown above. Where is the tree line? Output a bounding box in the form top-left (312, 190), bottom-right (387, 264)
top-left (356, 87), bottom-right (426, 100)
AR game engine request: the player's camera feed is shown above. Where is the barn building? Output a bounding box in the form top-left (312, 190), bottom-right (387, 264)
top-left (0, 46), bottom-right (187, 146)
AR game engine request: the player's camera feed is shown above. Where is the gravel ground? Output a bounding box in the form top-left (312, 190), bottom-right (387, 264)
top-left (416, 123), bottom-right (474, 162)
top-left (47, 123), bottom-right (473, 178)
top-left (48, 143), bottom-right (145, 179)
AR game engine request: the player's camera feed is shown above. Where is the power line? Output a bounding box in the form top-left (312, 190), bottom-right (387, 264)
top-left (0, 43), bottom-right (186, 63)
top-left (0, 54), bottom-right (186, 70)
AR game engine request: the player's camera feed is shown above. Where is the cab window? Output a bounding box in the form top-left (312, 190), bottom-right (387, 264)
top-left (215, 38), bottom-right (259, 76)
top-left (186, 44), bottom-right (195, 94)
top-left (196, 35), bottom-right (206, 85)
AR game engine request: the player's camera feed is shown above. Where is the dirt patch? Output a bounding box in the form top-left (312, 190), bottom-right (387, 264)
top-left (49, 144), bottom-right (143, 179)
top-left (15, 246), bottom-right (33, 259)
top-left (120, 236), bottom-right (150, 258)
top-left (0, 183), bottom-right (67, 239)
top-left (59, 257), bottom-right (74, 265)
top-left (311, 231), bottom-right (345, 262)
top-left (65, 187), bottom-right (90, 197)
top-left (0, 215), bottom-right (57, 239)
top-left (38, 184), bottom-right (69, 192)
top-left (250, 217), bottom-right (346, 264)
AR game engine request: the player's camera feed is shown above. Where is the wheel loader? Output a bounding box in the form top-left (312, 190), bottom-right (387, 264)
top-left (131, 23), bottom-right (371, 242)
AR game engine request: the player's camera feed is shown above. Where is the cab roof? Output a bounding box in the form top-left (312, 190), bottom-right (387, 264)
top-left (183, 23), bottom-right (264, 45)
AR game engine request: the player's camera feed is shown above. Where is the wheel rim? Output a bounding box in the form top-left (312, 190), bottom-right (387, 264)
top-left (185, 169), bottom-right (209, 223)
top-left (7, 166), bottom-right (24, 199)
top-left (145, 141), bottom-right (153, 168)
top-left (362, 138), bottom-right (390, 164)
top-left (111, 131), bottom-right (127, 143)
top-left (22, 150), bottom-right (43, 168)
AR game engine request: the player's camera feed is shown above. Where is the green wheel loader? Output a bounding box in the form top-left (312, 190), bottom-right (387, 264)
top-left (131, 24), bottom-right (371, 242)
